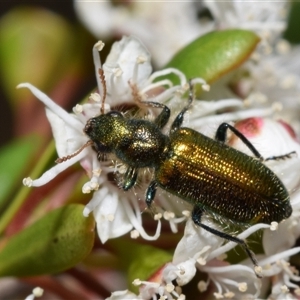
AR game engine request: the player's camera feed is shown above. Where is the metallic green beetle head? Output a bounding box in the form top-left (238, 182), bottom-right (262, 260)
top-left (84, 111), bottom-right (127, 154)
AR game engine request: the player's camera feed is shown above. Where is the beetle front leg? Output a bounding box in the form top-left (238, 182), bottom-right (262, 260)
top-left (145, 181), bottom-right (158, 208)
top-left (171, 80), bottom-right (194, 133)
top-left (122, 167), bottom-right (138, 191)
top-left (140, 101), bottom-right (171, 129)
top-left (191, 205), bottom-right (262, 278)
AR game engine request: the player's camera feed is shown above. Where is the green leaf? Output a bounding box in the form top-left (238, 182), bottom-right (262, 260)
top-left (164, 29), bottom-right (260, 92)
top-left (127, 244), bottom-right (172, 292)
top-left (0, 7), bottom-right (93, 105)
top-left (108, 239), bottom-right (172, 293)
top-left (0, 204), bottom-right (95, 277)
top-left (283, 2), bottom-right (300, 44)
top-left (0, 135), bottom-right (42, 210)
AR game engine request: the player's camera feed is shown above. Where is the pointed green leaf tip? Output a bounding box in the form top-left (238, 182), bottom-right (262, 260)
top-left (164, 29), bottom-right (260, 88)
top-left (0, 204), bottom-right (95, 277)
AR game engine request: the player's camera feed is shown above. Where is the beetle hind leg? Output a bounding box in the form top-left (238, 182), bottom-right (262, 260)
top-left (192, 206), bottom-right (262, 278)
top-left (215, 122), bottom-right (296, 162)
top-left (215, 123), bottom-right (263, 159)
top-left (265, 151), bottom-right (297, 161)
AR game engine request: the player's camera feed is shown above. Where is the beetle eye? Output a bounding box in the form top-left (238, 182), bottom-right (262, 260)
top-left (107, 111), bottom-right (123, 118)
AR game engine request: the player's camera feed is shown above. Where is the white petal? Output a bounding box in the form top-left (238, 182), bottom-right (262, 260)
top-left (263, 218), bottom-right (300, 256)
top-left (175, 259), bottom-right (197, 286)
top-left (92, 192), bottom-right (133, 243)
top-left (173, 218), bottom-right (222, 265)
top-left (103, 36), bottom-right (152, 101)
top-left (74, 0), bottom-right (116, 38)
top-left (17, 83), bottom-right (82, 129)
top-left (28, 151), bottom-right (86, 187)
top-left (45, 108), bottom-right (87, 157)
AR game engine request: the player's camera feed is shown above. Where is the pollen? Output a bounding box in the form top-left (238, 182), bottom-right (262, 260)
top-left (137, 55), bottom-right (147, 64)
top-left (89, 93), bottom-right (101, 102)
top-left (113, 67), bottom-right (123, 77)
top-left (154, 213), bottom-right (162, 220)
top-left (270, 221), bottom-right (278, 231)
top-left (82, 185), bottom-right (92, 194)
top-left (163, 211), bottom-right (175, 220)
top-left (198, 280), bottom-right (207, 292)
top-left (33, 287), bottom-right (44, 297)
top-left (73, 104), bottom-right (83, 114)
top-left (224, 291), bottom-right (235, 298)
top-left (90, 182), bottom-right (100, 190)
top-left (23, 177), bottom-right (33, 187)
top-left (254, 265), bottom-right (263, 277)
top-left (280, 285), bottom-right (289, 293)
top-left (165, 283), bottom-right (175, 292)
top-left (106, 214), bottom-right (114, 221)
top-left (95, 40), bottom-right (105, 51)
top-left (213, 292), bottom-right (224, 299)
top-left (294, 287), bottom-right (300, 296)
top-left (178, 265), bottom-right (185, 275)
top-left (238, 282), bottom-right (247, 292)
top-left (182, 210), bottom-right (190, 217)
top-left (202, 84), bottom-right (210, 91)
top-left (132, 279), bottom-right (142, 286)
top-left (197, 257), bottom-right (207, 265)
top-left (130, 230), bottom-right (140, 239)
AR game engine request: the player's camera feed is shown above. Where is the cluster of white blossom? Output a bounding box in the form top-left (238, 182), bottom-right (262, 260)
top-left (20, 32), bottom-right (300, 299)
top-left (16, 1), bottom-right (300, 298)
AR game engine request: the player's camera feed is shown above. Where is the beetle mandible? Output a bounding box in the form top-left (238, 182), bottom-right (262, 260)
top-left (57, 68), bottom-right (294, 278)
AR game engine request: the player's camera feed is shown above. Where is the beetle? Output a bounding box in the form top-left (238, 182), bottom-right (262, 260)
top-left (57, 69), bottom-right (294, 277)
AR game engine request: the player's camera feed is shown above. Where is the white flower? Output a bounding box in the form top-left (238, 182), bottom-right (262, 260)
top-left (19, 36), bottom-right (208, 244)
top-left (205, 0), bottom-right (288, 37)
top-left (204, 1), bottom-right (300, 138)
top-left (74, 1), bottom-right (213, 67)
top-left (19, 32), bottom-right (300, 299)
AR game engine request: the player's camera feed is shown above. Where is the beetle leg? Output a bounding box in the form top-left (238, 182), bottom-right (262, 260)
top-left (145, 181), bottom-right (158, 208)
top-left (215, 123), bottom-right (263, 159)
top-left (215, 123), bottom-right (296, 162)
top-left (140, 101), bottom-right (171, 129)
top-left (191, 206), bottom-right (262, 278)
top-left (265, 151), bottom-right (297, 161)
top-left (129, 81), bottom-right (171, 129)
top-left (122, 167), bottom-right (138, 191)
top-left (171, 80), bottom-right (194, 133)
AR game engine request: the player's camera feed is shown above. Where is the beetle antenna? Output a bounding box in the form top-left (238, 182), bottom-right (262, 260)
top-left (55, 140), bottom-right (93, 163)
top-left (99, 68), bottom-right (107, 115)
